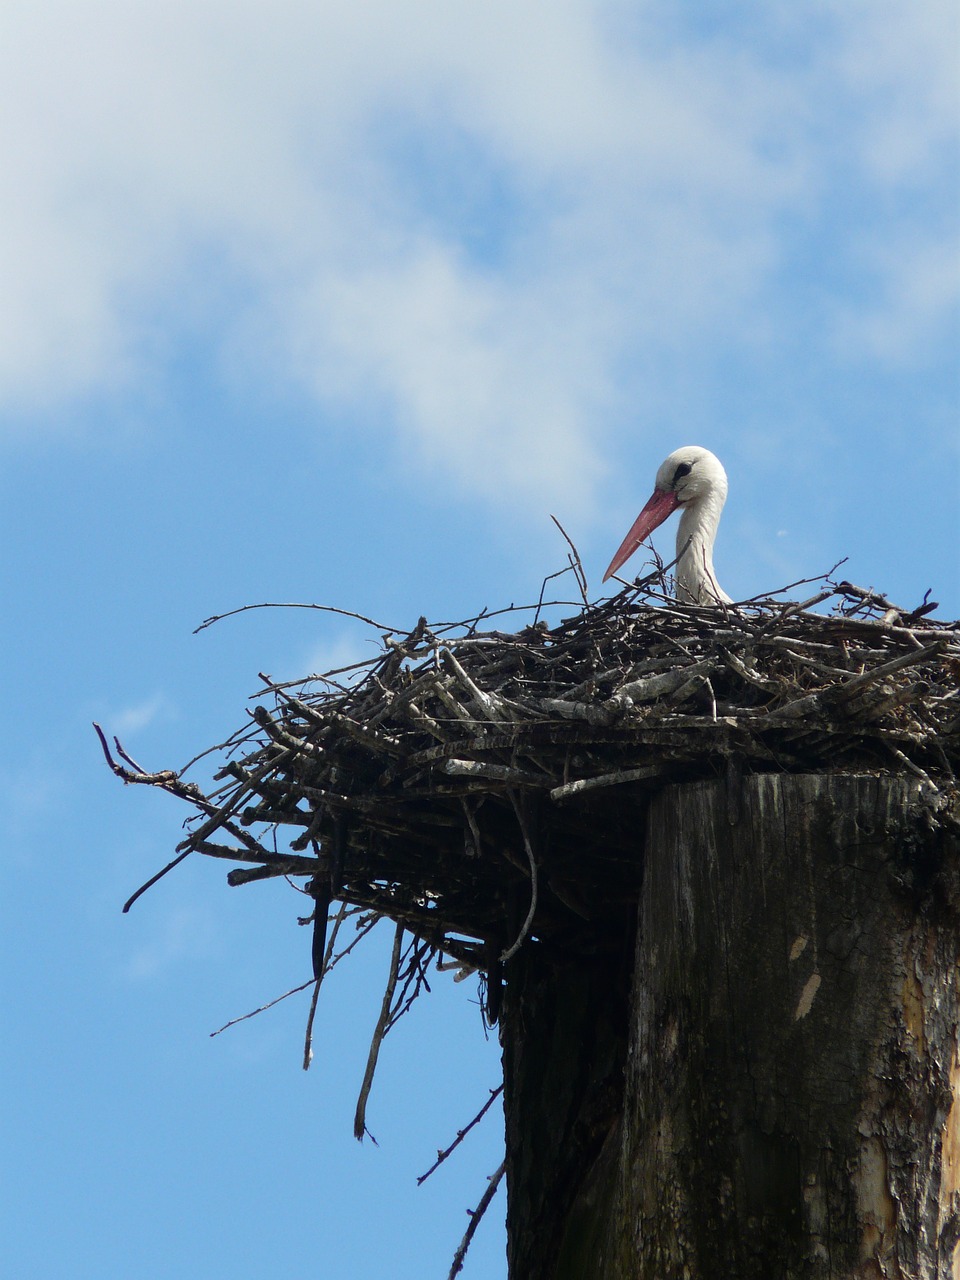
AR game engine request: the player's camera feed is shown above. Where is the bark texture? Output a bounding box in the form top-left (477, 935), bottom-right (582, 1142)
top-left (501, 932), bottom-right (632, 1280)
top-left (501, 774), bottom-right (960, 1279)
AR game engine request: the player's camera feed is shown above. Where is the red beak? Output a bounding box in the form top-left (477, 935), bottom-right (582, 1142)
top-left (603, 488), bottom-right (680, 583)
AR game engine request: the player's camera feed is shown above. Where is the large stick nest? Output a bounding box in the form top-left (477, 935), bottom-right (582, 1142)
top-left (103, 576), bottom-right (960, 981)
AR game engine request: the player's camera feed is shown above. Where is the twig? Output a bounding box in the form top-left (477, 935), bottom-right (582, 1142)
top-left (194, 601), bottom-right (402, 636)
top-left (738, 559), bottom-right (849, 606)
top-left (303, 979), bottom-right (322, 1071)
top-left (354, 922), bottom-right (404, 1141)
top-left (832, 641), bottom-right (945, 699)
top-left (191, 840), bottom-right (318, 874)
top-left (603, 537), bottom-right (690, 593)
top-left (902, 589), bottom-right (939, 624)
top-left (111, 738), bottom-right (150, 775)
top-left (500, 794), bottom-right (539, 963)
top-left (446, 1160), bottom-right (507, 1280)
top-left (776, 591), bottom-right (836, 621)
top-left (210, 978), bottom-right (315, 1037)
top-left (122, 849), bottom-right (194, 913)
top-left (94, 722), bottom-right (180, 788)
top-left (461, 798), bottom-right (484, 858)
top-left (418, 1085), bottom-right (505, 1184)
top-left (551, 765), bottom-right (663, 803)
top-left (440, 649), bottom-right (501, 721)
top-left (540, 697), bottom-right (615, 728)
top-left (444, 760), bottom-right (549, 787)
top-left (887, 745), bottom-right (937, 787)
top-left (833, 581), bottom-right (903, 614)
top-left (533, 566), bottom-right (581, 626)
top-left (607, 659), bottom-right (718, 707)
top-left (302, 899), bottom-right (352, 1069)
top-left (321, 910), bottom-right (383, 977)
top-left (550, 514), bottom-right (589, 605)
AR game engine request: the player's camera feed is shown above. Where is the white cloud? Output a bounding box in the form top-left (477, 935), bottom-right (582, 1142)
top-left (297, 631), bottom-right (383, 683)
top-left (832, 230), bottom-right (960, 365)
top-left (0, 1), bottom-right (955, 505)
top-left (109, 693), bottom-right (174, 737)
top-left (824, 0), bottom-right (959, 184)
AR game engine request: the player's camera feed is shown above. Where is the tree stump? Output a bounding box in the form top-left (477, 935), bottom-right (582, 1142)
top-left (501, 774), bottom-right (960, 1279)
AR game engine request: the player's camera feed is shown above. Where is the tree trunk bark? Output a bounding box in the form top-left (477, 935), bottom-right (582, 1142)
top-left (501, 774), bottom-right (960, 1279)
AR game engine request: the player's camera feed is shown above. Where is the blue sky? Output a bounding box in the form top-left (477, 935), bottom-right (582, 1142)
top-left (2, 4), bottom-right (957, 1278)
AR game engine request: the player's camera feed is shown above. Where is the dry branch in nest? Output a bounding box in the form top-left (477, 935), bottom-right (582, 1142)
top-left (102, 571), bottom-right (960, 1011)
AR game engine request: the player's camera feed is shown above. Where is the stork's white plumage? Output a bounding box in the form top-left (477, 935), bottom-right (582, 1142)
top-left (603, 446), bottom-right (732, 604)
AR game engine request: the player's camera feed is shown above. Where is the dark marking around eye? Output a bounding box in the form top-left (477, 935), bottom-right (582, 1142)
top-left (672, 462), bottom-right (693, 486)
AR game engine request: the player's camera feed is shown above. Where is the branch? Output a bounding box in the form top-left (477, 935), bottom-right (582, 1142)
top-left (354, 922), bottom-right (404, 1141)
top-left (446, 1160), bottom-right (507, 1280)
top-left (550, 514), bottom-right (589, 605)
top-left (551, 765), bottom-right (663, 803)
top-left (94, 722), bottom-right (180, 789)
top-left (443, 759), bottom-right (548, 787)
top-left (194, 600), bottom-right (402, 636)
top-left (418, 1085), bottom-right (504, 1185)
top-left (122, 849), bottom-right (194, 913)
top-left (210, 978), bottom-right (315, 1038)
top-left (736, 558), bottom-right (850, 606)
top-left (500, 794), bottom-right (539, 963)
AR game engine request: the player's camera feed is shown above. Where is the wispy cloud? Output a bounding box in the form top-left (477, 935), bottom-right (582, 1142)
top-left (0, 2), bottom-right (955, 508)
top-left (108, 693), bottom-right (174, 737)
top-left (825, 0), bottom-right (958, 184)
top-left (830, 230), bottom-right (960, 366)
top-left (296, 632), bottom-right (382, 683)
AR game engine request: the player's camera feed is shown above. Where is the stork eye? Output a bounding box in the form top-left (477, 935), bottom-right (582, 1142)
top-left (672, 462), bottom-right (693, 486)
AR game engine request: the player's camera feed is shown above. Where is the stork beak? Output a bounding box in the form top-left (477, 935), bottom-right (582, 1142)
top-left (603, 488), bottom-right (680, 582)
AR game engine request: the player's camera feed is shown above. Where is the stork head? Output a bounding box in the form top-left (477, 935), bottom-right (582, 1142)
top-left (603, 445), bottom-right (728, 583)
top-left (655, 445), bottom-right (728, 511)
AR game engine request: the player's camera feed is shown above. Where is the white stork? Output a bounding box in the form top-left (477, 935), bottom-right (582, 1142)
top-left (603, 445), bottom-right (732, 604)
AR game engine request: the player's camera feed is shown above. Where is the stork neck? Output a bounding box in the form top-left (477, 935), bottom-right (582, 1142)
top-left (675, 491), bottom-right (727, 604)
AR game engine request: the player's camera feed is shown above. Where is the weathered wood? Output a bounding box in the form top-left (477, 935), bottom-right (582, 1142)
top-left (501, 933), bottom-right (633, 1280)
top-left (107, 588), bottom-right (959, 962)
top-left (502, 774), bottom-right (960, 1279)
